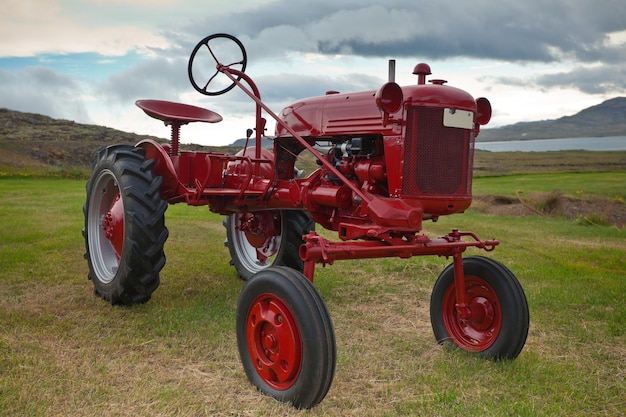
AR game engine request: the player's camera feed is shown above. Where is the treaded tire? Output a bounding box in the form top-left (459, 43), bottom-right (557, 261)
top-left (83, 145), bottom-right (168, 305)
top-left (224, 210), bottom-right (314, 280)
top-left (236, 266), bottom-right (336, 409)
top-left (430, 256), bottom-right (529, 360)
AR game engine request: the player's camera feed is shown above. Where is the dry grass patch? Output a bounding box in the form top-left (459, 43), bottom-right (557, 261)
top-left (473, 191), bottom-right (626, 228)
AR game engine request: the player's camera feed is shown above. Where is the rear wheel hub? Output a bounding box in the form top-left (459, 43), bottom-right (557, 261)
top-left (102, 192), bottom-right (124, 259)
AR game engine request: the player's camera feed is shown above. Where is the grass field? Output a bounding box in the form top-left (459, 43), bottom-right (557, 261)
top-left (0, 160), bottom-right (625, 416)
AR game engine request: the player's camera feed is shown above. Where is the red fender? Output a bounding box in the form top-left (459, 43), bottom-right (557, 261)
top-left (136, 139), bottom-right (186, 200)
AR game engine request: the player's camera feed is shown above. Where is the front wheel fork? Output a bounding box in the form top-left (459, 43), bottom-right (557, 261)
top-left (452, 251), bottom-right (472, 320)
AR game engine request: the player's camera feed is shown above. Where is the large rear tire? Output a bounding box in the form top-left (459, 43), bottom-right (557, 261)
top-left (236, 267), bottom-right (336, 409)
top-left (224, 210), bottom-right (313, 280)
top-left (430, 256), bottom-right (529, 360)
top-left (83, 145), bottom-right (168, 305)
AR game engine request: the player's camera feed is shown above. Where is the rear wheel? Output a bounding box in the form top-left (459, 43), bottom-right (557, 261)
top-left (430, 256), bottom-right (529, 360)
top-left (224, 210), bottom-right (313, 280)
top-left (236, 267), bottom-right (336, 409)
top-left (83, 145), bottom-right (168, 305)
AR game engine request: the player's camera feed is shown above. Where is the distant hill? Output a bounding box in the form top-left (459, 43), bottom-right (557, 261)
top-left (229, 137), bottom-right (274, 148)
top-left (0, 108), bottom-right (231, 171)
top-left (0, 108), bottom-right (167, 169)
top-left (479, 97), bottom-right (626, 141)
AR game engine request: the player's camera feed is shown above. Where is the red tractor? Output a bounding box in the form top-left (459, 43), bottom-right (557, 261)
top-left (83, 34), bottom-right (529, 409)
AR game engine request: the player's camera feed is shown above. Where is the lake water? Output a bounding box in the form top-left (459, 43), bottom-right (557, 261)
top-left (475, 136), bottom-right (626, 152)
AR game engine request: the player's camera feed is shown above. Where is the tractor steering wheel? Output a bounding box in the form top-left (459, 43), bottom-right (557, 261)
top-left (188, 33), bottom-right (248, 96)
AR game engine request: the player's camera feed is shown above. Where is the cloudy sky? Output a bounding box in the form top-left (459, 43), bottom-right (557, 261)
top-left (1, 0), bottom-right (625, 145)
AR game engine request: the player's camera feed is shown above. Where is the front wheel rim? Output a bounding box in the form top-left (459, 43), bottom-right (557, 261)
top-left (245, 293), bottom-right (302, 390)
top-left (87, 169), bottom-right (124, 284)
top-left (441, 275), bottom-right (502, 351)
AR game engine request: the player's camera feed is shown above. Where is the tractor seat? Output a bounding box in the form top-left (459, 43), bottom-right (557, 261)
top-left (135, 99), bottom-right (223, 125)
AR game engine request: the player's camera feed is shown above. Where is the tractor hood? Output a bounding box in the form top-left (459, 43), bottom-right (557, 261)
top-left (275, 82), bottom-right (479, 138)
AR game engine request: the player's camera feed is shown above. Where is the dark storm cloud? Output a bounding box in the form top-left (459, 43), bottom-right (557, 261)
top-left (169, 0), bottom-right (626, 98)
top-left (180, 0), bottom-right (626, 63)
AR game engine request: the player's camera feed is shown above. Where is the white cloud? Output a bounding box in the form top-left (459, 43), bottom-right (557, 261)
top-left (1, 0), bottom-right (170, 57)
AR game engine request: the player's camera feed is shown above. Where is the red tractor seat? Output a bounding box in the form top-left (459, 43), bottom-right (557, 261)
top-left (136, 99), bottom-right (223, 125)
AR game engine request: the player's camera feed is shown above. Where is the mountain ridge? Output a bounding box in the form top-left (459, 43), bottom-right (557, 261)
top-left (0, 108), bottom-right (229, 170)
top-left (478, 97), bottom-right (626, 141)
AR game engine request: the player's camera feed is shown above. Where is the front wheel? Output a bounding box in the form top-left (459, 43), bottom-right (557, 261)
top-left (236, 267), bottom-right (336, 409)
top-left (83, 145), bottom-right (168, 305)
top-left (224, 210), bottom-right (314, 280)
top-left (430, 256), bottom-right (529, 360)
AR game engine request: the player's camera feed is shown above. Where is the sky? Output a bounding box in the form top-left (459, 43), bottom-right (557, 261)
top-left (1, 0), bottom-right (625, 146)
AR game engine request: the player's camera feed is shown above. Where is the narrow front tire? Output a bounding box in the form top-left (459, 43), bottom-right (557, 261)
top-left (430, 256), bottom-right (529, 360)
top-left (236, 267), bottom-right (336, 409)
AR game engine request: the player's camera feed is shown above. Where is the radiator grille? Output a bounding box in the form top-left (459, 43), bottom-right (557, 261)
top-left (403, 106), bottom-right (474, 196)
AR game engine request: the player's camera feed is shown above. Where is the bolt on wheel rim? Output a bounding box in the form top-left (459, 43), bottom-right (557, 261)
top-left (442, 275), bottom-right (502, 351)
top-left (245, 294), bottom-right (302, 390)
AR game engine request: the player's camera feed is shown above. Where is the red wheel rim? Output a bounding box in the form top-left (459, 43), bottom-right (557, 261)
top-left (245, 294), bottom-right (302, 390)
top-left (441, 275), bottom-right (502, 351)
top-left (241, 212), bottom-right (278, 251)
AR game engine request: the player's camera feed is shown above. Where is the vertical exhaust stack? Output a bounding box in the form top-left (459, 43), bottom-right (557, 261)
top-left (388, 59), bottom-right (396, 83)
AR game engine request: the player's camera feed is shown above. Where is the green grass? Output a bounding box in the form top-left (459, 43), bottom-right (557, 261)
top-left (473, 171), bottom-right (626, 201)
top-left (1, 173), bottom-right (625, 416)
